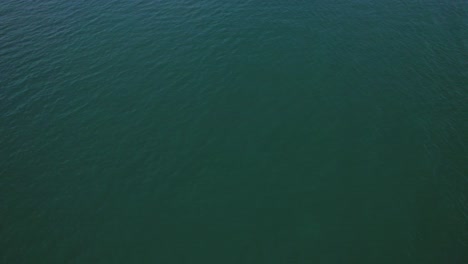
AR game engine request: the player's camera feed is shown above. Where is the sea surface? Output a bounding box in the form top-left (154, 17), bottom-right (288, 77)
top-left (1, 0), bottom-right (467, 263)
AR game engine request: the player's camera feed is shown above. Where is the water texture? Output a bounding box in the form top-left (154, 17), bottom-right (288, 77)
top-left (1, 0), bottom-right (467, 263)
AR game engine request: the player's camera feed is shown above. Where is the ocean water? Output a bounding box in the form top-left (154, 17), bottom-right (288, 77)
top-left (1, 0), bottom-right (467, 263)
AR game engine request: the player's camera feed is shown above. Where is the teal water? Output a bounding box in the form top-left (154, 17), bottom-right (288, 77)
top-left (1, 0), bottom-right (467, 263)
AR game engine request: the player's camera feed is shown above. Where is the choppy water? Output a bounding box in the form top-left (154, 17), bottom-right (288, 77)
top-left (1, 0), bottom-right (467, 263)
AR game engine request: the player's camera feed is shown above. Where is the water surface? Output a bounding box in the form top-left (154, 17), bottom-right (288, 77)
top-left (1, 0), bottom-right (467, 263)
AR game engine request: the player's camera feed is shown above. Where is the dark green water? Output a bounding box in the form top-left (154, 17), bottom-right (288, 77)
top-left (1, 0), bottom-right (467, 263)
